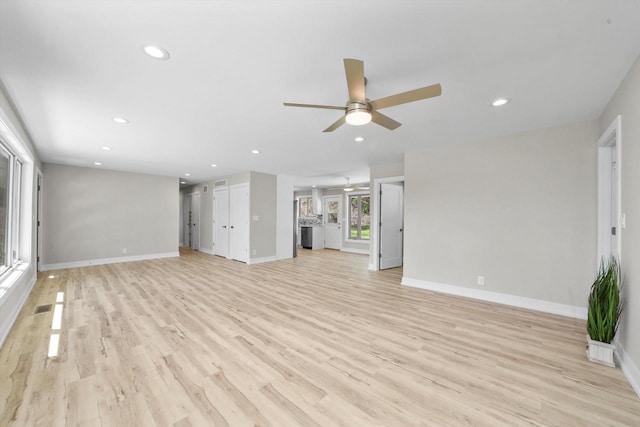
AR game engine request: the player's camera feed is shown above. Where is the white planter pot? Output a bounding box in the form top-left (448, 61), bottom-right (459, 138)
top-left (587, 336), bottom-right (616, 367)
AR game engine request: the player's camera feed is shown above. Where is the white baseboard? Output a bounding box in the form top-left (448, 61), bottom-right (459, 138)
top-left (401, 277), bottom-right (587, 320)
top-left (341, 247), bottom-right (369, 255)
top-left (0, 272), bottom-right (37, 349)
top-left (41, 252), bottom-right (180, 271)
top-left (616, 341), bottom-right (640, 398)
top-left (368, 263), bottom-right (377, 271)
top-left (248, 256), bottom-right (277, 265)
top-left (198, 247), bottom-right (215, 256)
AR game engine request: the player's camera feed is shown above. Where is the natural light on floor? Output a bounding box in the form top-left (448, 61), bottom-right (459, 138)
top-left (48, 291), bottom-right (64, 358)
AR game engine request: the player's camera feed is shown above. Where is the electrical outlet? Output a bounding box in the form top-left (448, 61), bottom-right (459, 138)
top-left (122, 248), bottom-right (127, 254)
top-left (477, 275), bottom-right (484, 285)
top-left (252, 249), bottom-right (256, 255)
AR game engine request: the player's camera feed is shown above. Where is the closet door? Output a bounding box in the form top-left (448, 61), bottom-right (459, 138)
top-left (229, 184), bottom-right (249, 262)
top-left (213, 187), bottom-right (229, 257)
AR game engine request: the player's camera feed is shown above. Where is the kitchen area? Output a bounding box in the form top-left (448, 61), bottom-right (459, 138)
top-left (296, 187), bottom-right (325, 250)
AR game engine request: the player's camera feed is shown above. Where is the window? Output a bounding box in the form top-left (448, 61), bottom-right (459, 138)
top-left (349, 194), bottom-right (370, 240)
top-left (298, 196), bottom-right (313, 217)
top-left (0, 141), bottom-right (22, 274)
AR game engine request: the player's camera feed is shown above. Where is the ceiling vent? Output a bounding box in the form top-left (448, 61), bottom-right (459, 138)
top-left (214, 179), bottom-right (227, 187)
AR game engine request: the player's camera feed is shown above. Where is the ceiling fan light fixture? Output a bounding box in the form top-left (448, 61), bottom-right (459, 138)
top-left (345, 102), bottom-right (372, 126)
top-left (343, 187), bottom-right (355, 192)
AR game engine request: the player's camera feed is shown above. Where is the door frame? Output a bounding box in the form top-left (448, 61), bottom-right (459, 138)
top-left (370, 175), bottom-right (404, 271)
top-left (597, 115), bottom-right (622, 266)
top-left (188, 191), bottom-right (201, 250)
top-left (36, 168), bottom-right (43, 271)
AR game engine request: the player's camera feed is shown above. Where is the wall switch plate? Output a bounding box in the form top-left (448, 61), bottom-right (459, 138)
top-left (252, 215), bottom-right (259, 221)
top-left (122, 248), bottom-right (127, 254)
top-left (621, 213), bottom-right (626, 229)
top-left (477, 275), bottom-right (485, 285)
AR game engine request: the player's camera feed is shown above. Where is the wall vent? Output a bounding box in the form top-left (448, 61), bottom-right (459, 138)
top-left (214, 179), bottom-right (227, 187)
top-left (203, 185), bottom-right (209, 193)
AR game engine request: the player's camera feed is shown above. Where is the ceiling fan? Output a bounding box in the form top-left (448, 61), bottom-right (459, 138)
top-left (328, 177), bottom-right (369, 192)
top-left (284, 58), bottom-right (441, 132)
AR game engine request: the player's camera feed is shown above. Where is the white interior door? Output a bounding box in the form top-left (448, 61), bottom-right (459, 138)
top-left (229, 184), bottom-right (249, 262)
top-left (214, 187), bottom-right (229, 257)
top-left (379, 183), bottom-right (403, 269)
top-left (324, 196), bottom-right (342, 249)
top-left (190, 192), bottom-right (201, 250)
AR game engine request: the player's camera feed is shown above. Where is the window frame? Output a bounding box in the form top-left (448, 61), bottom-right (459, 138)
top-left (347, 192), bottom-right (370, 241)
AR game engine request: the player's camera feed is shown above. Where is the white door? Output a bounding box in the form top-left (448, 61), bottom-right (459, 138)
top-left (214, 187), bottom-right (229, 257)
top-left (379, 183), bottom-right (403, 269)
top-left (324, 196), bottom-right (342, 249)
top-left (229, 184), bottom-right (249, 262)
top-left (190, 193), bottom-right (201, 250)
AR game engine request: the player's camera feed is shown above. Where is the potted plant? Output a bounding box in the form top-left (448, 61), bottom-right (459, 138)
top-left (586, 256), bottom-right (623, 367)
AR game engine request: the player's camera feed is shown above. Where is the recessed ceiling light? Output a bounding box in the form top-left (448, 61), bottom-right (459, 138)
top-left (94, 162), bottom-right (102, 166)
top-left (185, 173), bottom-right (190, 177)
top-left (143, 45), bottom-right (170, 60)
top-left (211, 164), bottom-right (217, 168)
top-left (251, 150), bottom-right (260, 154)
top-left (180, 181), bottom-right (186, 184)
top-left (101, 146), bottom-right (111, 151)
top-left (312, 185), bottom-right (316, 188)
top-left (354, 136), bottom-right (364, 142)
top-left (492, 98), bottom-right (510, 107)
top-left (113, 117), bottom-right (129, 124)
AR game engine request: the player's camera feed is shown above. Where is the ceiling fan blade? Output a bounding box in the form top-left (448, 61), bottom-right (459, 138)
top-left (371, 111), bottom-right (401, 130)
top-left (370, 83), bottom-right (442, 110)
top-left (344, 58), bottom-right (366, 102)
top-left (283, 102), bottom-right (346, 111)
top-left (323, 116), bottom-right (346, 132)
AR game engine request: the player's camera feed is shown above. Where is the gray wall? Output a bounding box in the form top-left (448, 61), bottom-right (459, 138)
top-left (42, 164), bottom-right (179, 266)
top-left (403, 120), bottom-right (598, 306)
top-left (250, 171), bottom-right (277, 260)
top-left (600, 54), bottom-right (640, 383)
top-left (276, 175), bottom-right (294, 260)
top-left (0, 85), bottom-right (41, 347)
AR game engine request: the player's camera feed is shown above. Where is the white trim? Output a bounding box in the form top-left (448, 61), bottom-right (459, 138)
top-left (198, 247), bottom-right (215, 256)
top-left (616, 341), bottom-right (640, 398)
top-left (401, 276), bottom-right (587, 319)
top-left (41, 252), bottom-right (180, 271)
top-left (371, 175), bottom-right (404, 271)
top-left (341, 247), bottom-right (369, 255)
top-left (248, 256), bottom-right (277, 265)
top-left (596, 115), bottom-right (622, 265)
top-left (0, 271), bottom-right (36, 348)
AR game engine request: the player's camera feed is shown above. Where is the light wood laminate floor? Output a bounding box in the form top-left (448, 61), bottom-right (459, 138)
top-left (1, 248), bottom-right (639, 426)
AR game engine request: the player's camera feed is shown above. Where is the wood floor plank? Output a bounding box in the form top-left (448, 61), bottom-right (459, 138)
top-left (1, 248), bottom-right (639, 426)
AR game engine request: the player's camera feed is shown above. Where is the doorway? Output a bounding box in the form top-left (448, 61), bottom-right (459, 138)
top-left (324, 195), bottom-right (342, 249)
top-left (186, 192), bottom-right (201, 250)
top-left (379, 182), bottom-right (404, 269)
top-left (36, 170), bottom-right (43, 271)
top-left (597, 115), bottom-right (622, 263)
top-left (371, 176), bottom-right (405, 270)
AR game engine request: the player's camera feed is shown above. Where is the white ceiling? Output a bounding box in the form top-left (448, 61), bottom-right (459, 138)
top-left (1, 1), bottom-right (639, 190)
